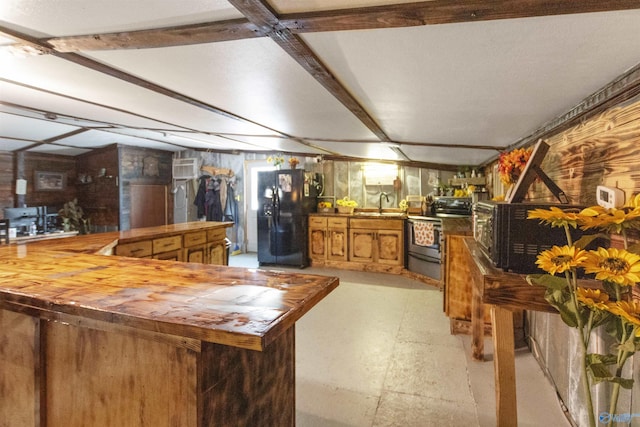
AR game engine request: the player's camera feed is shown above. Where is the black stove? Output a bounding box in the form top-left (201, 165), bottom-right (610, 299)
top-left (432, 196), bottom-right (472, 217)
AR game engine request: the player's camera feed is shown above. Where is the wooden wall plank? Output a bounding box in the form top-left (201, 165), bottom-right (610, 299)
top-left (528, 96), bottom-right (640, 205)
top-left (0, 309), bottom-right (39, 426)
top-left (45, 319), bottom-right (198, 427)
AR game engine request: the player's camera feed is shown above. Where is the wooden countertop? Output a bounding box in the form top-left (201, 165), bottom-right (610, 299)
top-left (0, 222), bottom-right (339, 351)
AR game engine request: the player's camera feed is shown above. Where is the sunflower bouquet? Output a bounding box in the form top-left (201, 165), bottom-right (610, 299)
top-left (526, 195), bottom-right (640, 427)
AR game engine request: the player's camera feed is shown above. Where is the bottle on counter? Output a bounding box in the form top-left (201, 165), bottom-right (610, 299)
top-left (29, 222), bottom-right (37, 236)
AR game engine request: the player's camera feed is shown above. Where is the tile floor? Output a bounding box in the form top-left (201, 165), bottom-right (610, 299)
top-left (229, 253), bottom-right (572, 426)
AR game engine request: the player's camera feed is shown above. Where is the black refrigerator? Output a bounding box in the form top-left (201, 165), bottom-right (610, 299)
top-left (257, 169), bottom-right (318, 267)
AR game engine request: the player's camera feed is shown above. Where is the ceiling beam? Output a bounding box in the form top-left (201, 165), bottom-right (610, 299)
top-left (16, 0), bottom-right (637, 53)
top-left (227, 0), bottom-right (390, 142)
top-left (0, 25), bottom-right (289, 139)
top-left (283, 0), bottom-right (640, 33)
top-left (47, 19), bottom-right (263, 52)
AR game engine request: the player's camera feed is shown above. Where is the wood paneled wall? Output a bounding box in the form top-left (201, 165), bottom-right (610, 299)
top-left (0, 152), bottom-right (14, 215)
top-left (76, 145), bottom-right (120, 229)
top-left (527, 95), bottom-right (640, 205)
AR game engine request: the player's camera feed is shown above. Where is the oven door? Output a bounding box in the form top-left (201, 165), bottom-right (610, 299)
top-left (406, 219), bottom-right (442, 280)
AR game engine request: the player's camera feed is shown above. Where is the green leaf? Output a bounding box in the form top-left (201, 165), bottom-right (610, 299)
top-left (587, 353), bottom-right (635, 388)
top-left (573, 233), bottom-right (609, 250)
top-left (527, 274), bottom-right (569, 291)
top-left (587, 353), bottom-right (617, 366)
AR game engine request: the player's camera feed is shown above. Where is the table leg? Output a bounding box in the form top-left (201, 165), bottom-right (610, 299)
top-left (491, 305), bottom-right (517, 427)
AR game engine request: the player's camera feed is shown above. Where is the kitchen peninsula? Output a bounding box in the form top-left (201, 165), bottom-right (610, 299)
top-left (0, 222), bottom-right (339, 426)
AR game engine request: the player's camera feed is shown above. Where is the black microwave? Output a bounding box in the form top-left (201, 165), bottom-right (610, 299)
top-left (473, 201), bottom-right (591, 274)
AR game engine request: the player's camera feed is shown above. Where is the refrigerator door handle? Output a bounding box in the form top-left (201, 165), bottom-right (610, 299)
top-left (273, 186), bottom-right (280, 226)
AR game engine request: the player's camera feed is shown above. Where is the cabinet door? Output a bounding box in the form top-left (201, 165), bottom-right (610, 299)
top-left (327, 228), bottom-right (348, 261)
top-left (376, 229), bottom-right (403, 266)
top-left (153, 249), bottom-right (183, 262)
top-left (184, 244), bottom-right (207, 263)
top-left (349, 229), bottom-right (375, 263)
top-left (209, 242), bottom-right (227, 265)
top-left (309, 227), bottom-right (327, 261)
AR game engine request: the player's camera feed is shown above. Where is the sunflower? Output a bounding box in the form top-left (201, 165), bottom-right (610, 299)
top-left (576, 287), bottom-right (611, 311)
top-left (535, 245), bottom-right (587, 275)
top-left (582, 248), bottom-right (640, 287)
top-left (528, 206), bottom-right (581, 229)
top-left (608, 301), bottom-right (640, 336)
top-left (578, 205), bottom-right (640, 233)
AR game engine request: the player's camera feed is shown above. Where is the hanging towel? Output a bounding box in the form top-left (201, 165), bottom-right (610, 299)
top-left (414, 221), bottom-right (435, 246)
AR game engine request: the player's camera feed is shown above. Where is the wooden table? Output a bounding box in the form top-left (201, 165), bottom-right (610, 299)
top-left (0, 223), bottom-right (338, 426)
top-left (462, 238), bottom-right (557, 427)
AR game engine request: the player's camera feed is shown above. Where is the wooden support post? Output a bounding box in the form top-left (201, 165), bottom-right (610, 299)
top-left (471, 273), bottom-right (485, 361)
top-left (491, 305), bottom-right (517, 427)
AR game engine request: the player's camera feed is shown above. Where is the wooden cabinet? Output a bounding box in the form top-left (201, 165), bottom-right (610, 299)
top-left (444, 234), bottom-right (492, 334)
top-left (183, 231), bottom-right (208, 263)
top-left (115, 240), bottom-right (152, 258)
top-left (115, 224), bottom-right (229, 266)
top-left (308, 217), bottom-right (348, 262)
top-left (308, 216), bottom-right (328, 261)
top-left (206, 228), bottom-right (228, 265)
top-left (327, 217), bottom-right (348, 261)
top-left (308, 215), bottom-right (404, 272)
top-left (349, 218), bottom-right (403, 266)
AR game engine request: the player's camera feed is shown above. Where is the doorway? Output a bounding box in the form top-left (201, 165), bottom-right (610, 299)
top-left (244, 160), bottom-right (272, 253)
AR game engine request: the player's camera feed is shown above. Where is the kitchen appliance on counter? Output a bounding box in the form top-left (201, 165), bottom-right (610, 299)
top-left (474, 201), bottom-right (593, 273)
top-left (257, 169), bottom-right (319, 267)
top-left (432, 196), bottom-right (472, 217)
top-left (3, 206), bottom-right (60, 236)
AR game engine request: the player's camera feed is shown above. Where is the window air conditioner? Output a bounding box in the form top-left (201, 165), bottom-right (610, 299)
top-left (172, 158), bottom-right (199, 180)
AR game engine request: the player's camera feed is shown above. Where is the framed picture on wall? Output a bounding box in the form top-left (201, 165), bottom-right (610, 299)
top-left (34, 171), bottom-right (66, 191)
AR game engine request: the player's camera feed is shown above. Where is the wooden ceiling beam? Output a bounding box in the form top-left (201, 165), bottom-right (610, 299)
top-left (47, 19), bottom-right (263, 52)
top-left (227, 0), bottom-right (390, 142)
top-left (27, 0), bottom-right (640, 53)
top-left (283, 0), bottom-right (640, 33)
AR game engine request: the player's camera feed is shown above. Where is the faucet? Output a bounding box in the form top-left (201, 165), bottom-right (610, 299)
top-left (379, 192), bottom-right (390, 213)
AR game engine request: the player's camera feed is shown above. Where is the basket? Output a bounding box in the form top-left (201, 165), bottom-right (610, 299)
top-left (337, 206), bottom-right (355, 215)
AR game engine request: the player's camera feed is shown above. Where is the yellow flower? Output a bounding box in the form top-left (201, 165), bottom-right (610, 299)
top-left (608, 301), bottom-right (640, 335)
top-left (576, 287), bottom-right (611, 311)
top-left (535, 245), bottom-right (587, 275)
top-left (582, 248), bottom-right (640, 287)
top-left (528, 206), bottom-right (581, 229)
top-left (578, 205), bottom-right (640, 233)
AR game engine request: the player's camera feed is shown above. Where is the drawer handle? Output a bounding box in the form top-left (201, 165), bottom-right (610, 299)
top-left (162, 242), bottom-right (174, 247)
top-left (131, 248), bottom-right (145, 253)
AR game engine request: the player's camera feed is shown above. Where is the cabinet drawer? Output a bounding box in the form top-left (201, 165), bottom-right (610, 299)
top-left (349, 218), bottom-right (403, 230)
top-left (309, 216), bottom-right (327, 227)
top-left (152, 235), bottom-right (182, 254)
top-left (116, 240), bottom-right (152, 258)
top-left (327, 217), bottom-right (347, 228)
top-left (184, 231), bottom-right (207, 247)
top-left (207, 228), bottom-right (226, 242)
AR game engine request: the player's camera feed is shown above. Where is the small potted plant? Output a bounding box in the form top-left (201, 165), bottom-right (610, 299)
top-left (336, 197), bottom-right (358, 215)
top-left (58, 198), bottom-right (90, 234)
